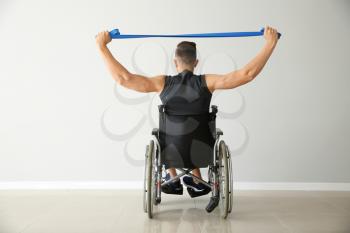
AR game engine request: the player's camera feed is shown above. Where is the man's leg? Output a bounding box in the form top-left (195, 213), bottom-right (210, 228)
top-left (167, 168), bottom-right (177, 178)
top-left (192, 168), bottom-right (202, 183)
top-left (168, 168), bottom-right (202, 181)
top-left (167, 168), bottom-right (203, 182)
top-left (162, 167), bottom-right (183, 195)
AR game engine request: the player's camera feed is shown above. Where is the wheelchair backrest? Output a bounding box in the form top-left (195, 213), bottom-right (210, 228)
top-left (157, 104), bottom-right (218, 169)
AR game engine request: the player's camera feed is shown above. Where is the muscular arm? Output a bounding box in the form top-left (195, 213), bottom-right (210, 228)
top-left (205, 26), bottom-right (279, 93)
top-left (96, 31), bottom-right (165, 93)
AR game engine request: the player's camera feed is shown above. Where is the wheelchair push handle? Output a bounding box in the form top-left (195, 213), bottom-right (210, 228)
top-left (211, 105), bottom-right (218, 114)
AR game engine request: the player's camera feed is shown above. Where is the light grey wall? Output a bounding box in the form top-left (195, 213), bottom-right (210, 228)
top-left (0, 0), bottom-right (349, 183)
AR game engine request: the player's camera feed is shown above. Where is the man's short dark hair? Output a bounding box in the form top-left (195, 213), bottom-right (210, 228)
top-left (175, 41), bottom-right (197, 65)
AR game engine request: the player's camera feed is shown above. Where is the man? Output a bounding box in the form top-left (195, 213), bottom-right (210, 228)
top-left (96, 26), bottom-right (279, 197)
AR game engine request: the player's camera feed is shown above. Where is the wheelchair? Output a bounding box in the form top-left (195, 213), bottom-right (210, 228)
top-left (143, 104), bottom-right (233, 219)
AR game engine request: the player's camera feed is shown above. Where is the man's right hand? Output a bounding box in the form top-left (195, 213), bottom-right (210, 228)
top-left (263, 26), bottom-right (278, 45)
top-left (95, 31), bottom-right (112, 49)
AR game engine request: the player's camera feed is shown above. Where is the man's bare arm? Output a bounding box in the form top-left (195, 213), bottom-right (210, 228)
top-left (205, 26), bottom-right (279, 93)
top-left (95, 31), bottom-right (165, 93)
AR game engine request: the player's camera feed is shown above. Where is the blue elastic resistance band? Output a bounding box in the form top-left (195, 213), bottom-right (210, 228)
top-left (109, 28), bottom-right (281, 39)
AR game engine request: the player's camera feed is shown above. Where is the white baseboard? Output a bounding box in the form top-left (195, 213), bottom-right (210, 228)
top-left (0, 181), bottom-right (350, 191)
top-left (0, 181), bottom-right (143, 190)
top-left (234, 182), bottom-right (350, 191)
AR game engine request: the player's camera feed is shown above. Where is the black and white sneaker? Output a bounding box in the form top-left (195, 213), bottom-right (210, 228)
top-left (161, 173), bottom-right (183, 195)
top-left (183, 176), bottom-right (211, 198)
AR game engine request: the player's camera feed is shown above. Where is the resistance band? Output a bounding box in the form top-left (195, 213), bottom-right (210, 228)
top-left (109, 28), bottom-right (281, 39)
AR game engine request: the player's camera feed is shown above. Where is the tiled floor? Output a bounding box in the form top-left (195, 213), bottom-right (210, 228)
top-left (0, 190), bottom-right (349, 233)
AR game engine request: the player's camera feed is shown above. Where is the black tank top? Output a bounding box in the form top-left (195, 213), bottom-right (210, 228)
top-left (159, 70), bottom-right (212, 115)
top-left (158, 70), bottom-right (215, 168)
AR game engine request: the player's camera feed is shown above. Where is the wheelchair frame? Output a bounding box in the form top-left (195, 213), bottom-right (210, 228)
top-left (143, 105), bottom-right (233, 219)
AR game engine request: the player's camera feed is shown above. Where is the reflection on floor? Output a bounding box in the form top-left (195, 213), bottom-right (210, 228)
top-left (0, 190), bottom-right (349, 233)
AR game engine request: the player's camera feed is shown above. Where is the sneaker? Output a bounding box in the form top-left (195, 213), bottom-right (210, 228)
top-left (161, 173), bottom-right (183, 195)
top-left (183, 176), bottom-right (211, 198)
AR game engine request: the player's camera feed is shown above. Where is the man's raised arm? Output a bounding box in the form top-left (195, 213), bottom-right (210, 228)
top-left (205, 26), bottom-right (279, 93)
top-left (95, 31), bottom-right (165, 93)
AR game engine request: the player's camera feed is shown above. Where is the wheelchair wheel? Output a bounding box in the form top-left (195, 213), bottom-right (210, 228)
top-left (226, 144), bottom-right (233, 214)
top-left (144, 140), bottom-right (155, 218)
top-left (143, 145), bottom-right (148, 213)
top-left (218, 140), bottom-right (229, 219)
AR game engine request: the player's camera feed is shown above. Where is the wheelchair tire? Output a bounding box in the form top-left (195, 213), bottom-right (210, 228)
top-left (226, 144), bottom-right (233, 214)
top-left (143, 145), bottom-right (149, 213)
top-left (146, 140), bottom-right (154, 218)
top-left (218, 140), bottom-right (229, 219)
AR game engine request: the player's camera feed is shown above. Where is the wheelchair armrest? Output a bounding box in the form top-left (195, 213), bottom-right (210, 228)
top-left (152, 128), bottom-right (159, 137)
top-left (216, 128), bottom-right (223, 136)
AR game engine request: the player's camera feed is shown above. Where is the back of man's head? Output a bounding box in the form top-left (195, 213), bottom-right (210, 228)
top-left (175, 41), bottom-right (197, 65)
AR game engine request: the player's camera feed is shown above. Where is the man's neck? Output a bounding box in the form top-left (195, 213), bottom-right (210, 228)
top-left (178, 68), bottom-right (194, 73)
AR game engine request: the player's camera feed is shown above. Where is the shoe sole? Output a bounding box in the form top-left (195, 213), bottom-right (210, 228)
top-left (183, 183), bottom-right (211, 192)
top-left (161, 186), bottom-right (183, 195)
top-left (186, 187), bottom-right (211, 198)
